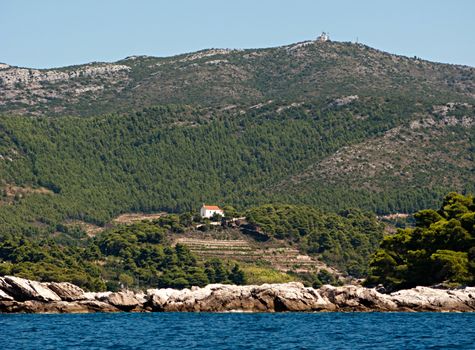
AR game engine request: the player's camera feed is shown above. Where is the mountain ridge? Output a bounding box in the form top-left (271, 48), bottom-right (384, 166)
top-left (0, 38), bottom-right (473, 226)
top-left (1, 40), bottom-right (474, 117)
top-left (3, 38), bottom-right (475, 70)
top-left (0, 38), bottom-right (473, 290)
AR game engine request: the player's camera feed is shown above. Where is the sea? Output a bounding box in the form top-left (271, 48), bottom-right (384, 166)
top-left (0, 312), bottom-right (474, 349)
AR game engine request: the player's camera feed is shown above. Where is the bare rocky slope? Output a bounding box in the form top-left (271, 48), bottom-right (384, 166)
top-left (1, 276), bottom-right (475, 313)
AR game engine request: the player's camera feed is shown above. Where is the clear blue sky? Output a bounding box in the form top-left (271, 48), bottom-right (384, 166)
top-left (1, 0), bottom-right (474, 68)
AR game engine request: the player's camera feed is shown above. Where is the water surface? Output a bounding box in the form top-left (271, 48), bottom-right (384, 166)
top-left (1, 312), bottom-right (474, 349)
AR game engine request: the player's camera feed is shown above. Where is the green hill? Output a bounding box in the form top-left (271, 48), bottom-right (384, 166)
top-left (1, 40), bottom-right (474, 117)
top-left (0, 39), bottom-right (473, 288)
top-left (0, 98), bottom-right (472, 235)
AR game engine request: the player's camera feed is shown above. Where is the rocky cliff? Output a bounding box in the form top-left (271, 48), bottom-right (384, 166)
top-left (1, 276), bottom-right (474, 313)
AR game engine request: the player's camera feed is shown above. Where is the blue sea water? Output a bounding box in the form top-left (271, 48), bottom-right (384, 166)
top-left (0, 313), bottom-right (474, 350)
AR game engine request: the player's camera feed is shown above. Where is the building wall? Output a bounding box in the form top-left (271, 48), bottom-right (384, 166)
top-left (200, 208), bottom-right (224, 218)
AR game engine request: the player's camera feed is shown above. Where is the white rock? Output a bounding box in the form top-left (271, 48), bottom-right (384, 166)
top-left (0, 288), bottom-right (14, 301)
top-left (2, 276), bottom-right (61, 302)
top-left (47, 282), bottom-right (86, 301)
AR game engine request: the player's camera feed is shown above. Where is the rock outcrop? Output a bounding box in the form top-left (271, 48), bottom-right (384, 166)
top-left (318, 285), bottom-right (398, 311)
top-left (0, 300), bottom-right (119, 314)
top-left (146, 283), bottom-right (331, 312)
top-left (0, 63), bottom-right (131, 114)
top-left (390, 286), bottom-right (475, 312)
top-left (0, 288), bottom-right (14, 301)
top-left (46, 282), bottom-right (86, 301)
top-left (0, 276), bottom-right (61, 302)
top-left (0, 276), bottom-right (474, 314)
top-left (101, 291), bottom-right (142, 311)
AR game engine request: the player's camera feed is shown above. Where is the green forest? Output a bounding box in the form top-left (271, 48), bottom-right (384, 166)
top-left (245, 204), bottom-right (384, 277)
top-left (0, 203), bottom-right (383, 291)
top-left (0, 219), bottom-right (246, 291)
top-left (1, 193), bottom-right (473, 292)
top-left (365, 193), bottom-right (475, 291)
top-left (0, 98), bottom-right (472, 244)
top-left (0, 200), bottom-right (386, 291)
top-left (0, 98), bottom-right (472, 291)
top-left (0, 39), bottom-right (473, 292)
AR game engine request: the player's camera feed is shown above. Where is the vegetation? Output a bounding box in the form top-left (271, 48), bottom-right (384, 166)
top-left (0, 236), bottom-right (106, 291)
top-left (365, 193), bottom-right (475, 291)
top-left (1, 193), bottom-right (474, 291)
top-left (0, 221), bottom-right (246, 291)
top-left (2, 41), bottom-right (473, 117)
top-left (0, 98), bottom-right (472, 247)
top-left (245, 204), bottom-right (384, 277)
top-left (0, 201), bottom-right (387, 290)
top-left (239, 265), bottom-right (295, 285)
top-left (0, 40), bottom-right (473, 290)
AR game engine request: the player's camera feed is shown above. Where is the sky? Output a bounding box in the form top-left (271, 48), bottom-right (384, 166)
top-left (1, 0), bottom-right (474, 69)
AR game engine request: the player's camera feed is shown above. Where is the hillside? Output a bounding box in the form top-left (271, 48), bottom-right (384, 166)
top-left (276, 102), bottom-right (474, 211)
top-left (0, 97), bottom-right (472, 233)
top-left (0, 39), bottom-right (473, 289)
top-left (0, 201), bottom-right (383, 290)
top-left (1, 40), bottom-right (474, 117)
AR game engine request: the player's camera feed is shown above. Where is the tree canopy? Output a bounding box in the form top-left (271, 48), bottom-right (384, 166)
top-left (365, 192), bottom-right (475, 291)
top-left (245, 204), bottom-right (384, 277)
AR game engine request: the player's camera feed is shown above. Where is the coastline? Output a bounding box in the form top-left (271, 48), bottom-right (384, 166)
top-left (1, 276), bottom-right (474, 314)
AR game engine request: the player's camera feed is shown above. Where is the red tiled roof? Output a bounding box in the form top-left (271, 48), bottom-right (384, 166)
top-left (202, 205), bottom-right (222, 210)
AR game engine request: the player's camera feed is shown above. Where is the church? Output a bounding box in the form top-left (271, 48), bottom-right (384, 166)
top-left (200, 204), bottom-right (224, 219)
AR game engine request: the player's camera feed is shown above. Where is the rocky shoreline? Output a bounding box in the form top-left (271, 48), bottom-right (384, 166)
top-left (1, 276), bottom-right (474, 313)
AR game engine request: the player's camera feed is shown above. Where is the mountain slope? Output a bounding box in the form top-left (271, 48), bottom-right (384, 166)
top-left (0, 39), bottom-right (473, 237)
top-left (275, 102), bottom-right (475, 212)
top-left (0, 98), bottom-right (472, 232)
top-left (0, 39), bottom-right (474, 288)
top-left (1, 40), bottom-right (474, 116)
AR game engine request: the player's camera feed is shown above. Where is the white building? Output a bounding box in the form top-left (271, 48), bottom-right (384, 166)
top-left (317, 32), bottom-right (330, 42)
top-left (200, 204), bottom-right (224, 219)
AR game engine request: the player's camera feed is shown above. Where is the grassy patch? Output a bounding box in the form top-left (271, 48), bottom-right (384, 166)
top-left (241, 265), bottom-right (296, 285)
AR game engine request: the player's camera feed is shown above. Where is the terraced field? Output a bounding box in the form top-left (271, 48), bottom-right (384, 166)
top-left (174, 236), bottom-right (340, 276)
